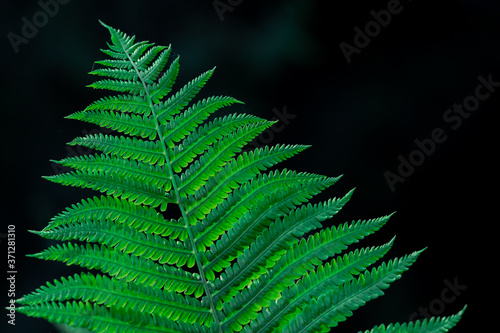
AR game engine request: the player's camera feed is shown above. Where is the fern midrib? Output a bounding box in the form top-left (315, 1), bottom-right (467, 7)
top-left (119, 38), bottom-right (223, 331)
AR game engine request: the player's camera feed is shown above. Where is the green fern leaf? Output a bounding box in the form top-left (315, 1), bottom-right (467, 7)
top-left (28, 242), bottom-right (203, 296)
top-left (83, 95), bottom-right (151, 115)
top-left (18, 301), bottom-right (208, 333)
top-left (32, 219), bottom-right (194, 267)
top-left (204, 176), bottom-right (342, 276)
top-left (42, 195), bottom-right (187, 240)
top-left (281, 250), bottom-right (424, 333)
top-left (169, 113), bottom-right (265, 172)
top-left (358, 306), bottom-right (467, 333)
top-left (19, 21), bottom-right (465, 333)
top-left (18, 272), bottom-right (210, 325)
top-left (249, 240), bottom-right (395, 332)
top-left (155, 67), bottom-right (215, 123)
top-left (66, 110), bottom-right (158, 139)
top-left (52, 154), bottom-right (169, 188)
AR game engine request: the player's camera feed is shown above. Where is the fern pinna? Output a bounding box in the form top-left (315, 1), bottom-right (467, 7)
top-left (18, 22), bottom-right (466, 333)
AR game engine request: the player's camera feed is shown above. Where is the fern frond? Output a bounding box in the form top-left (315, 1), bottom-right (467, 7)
top-left (192, 170), bottom-right (333, 250)
top-left (17, 300), bottom-right (208, 333)
top-left (82, 95), bottom-right (151, 115)
top-left (43, 170), bottom-right (170, 211)
top-left (282, 251), bottom-right (424, 333)
top-left (155, 67), bottom-right (216, 123)
top-left (250, 240), bottom-right (395, 332)
top-left (161, 95), bottom-right (243, 147)
top-left (170, 113), bottom-right (265, 173)
top-left (41, 195), bottom-right (187, 240)
top-left (67, 110), bottom-right (158, 139)
top-left (87, 78), bottom-right (145, 95)
top-left (176, 120), bottom-right (275, 205)
top-left (212, 191), bottom-right (355, 303)
top-left (18, 272), bottom-right (211, 325)
top-left (358, 306), bottom-right (467, 333)
top-left (148, 56), bottom-right (180, 104)
top-left (204, 177), bottom-right (345, 276)
top-left (186, 144), bottom-right (309, 205)
top-left (21, 21), bottom-right (465, 333)
top-left (134, 45), bottom-right (170, 71)
top-left (68, 134), bottom-right (165, 165)
top-left (32, 219), bottom-right (194, 267)
top-left (184, 144), bottom-right (309, 226)
top-left (52, 154), bottom-right (169, 189)
top-left (89, 67), bottom-right (140, 81)
top-left (220, 214), bottom-right (392, 330)
top-left (94, 58), bottom-right (134, 70)
top-left (140, 47), bottom-right (172, 83)
top-left (28, 243), bottom-right (204, 296)
top-left (270, 215), bottom-right (393, 288)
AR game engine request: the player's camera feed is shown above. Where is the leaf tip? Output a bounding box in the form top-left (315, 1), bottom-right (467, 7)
top-left (98, 20), bottom-right (113, 31)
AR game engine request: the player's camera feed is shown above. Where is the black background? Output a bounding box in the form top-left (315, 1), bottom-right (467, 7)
top-left (1, 0), bottom-right (497, 332)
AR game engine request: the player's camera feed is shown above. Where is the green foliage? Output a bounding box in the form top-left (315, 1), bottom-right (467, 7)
top-left (18, 22), bottom-right (466, 332)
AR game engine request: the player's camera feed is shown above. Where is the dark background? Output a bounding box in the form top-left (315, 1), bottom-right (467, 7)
top-left (1, 0), bottom-right (496, 332)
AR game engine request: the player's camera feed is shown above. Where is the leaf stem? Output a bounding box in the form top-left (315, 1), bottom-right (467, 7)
top-left (117, 33), bottom-right (222, 332)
